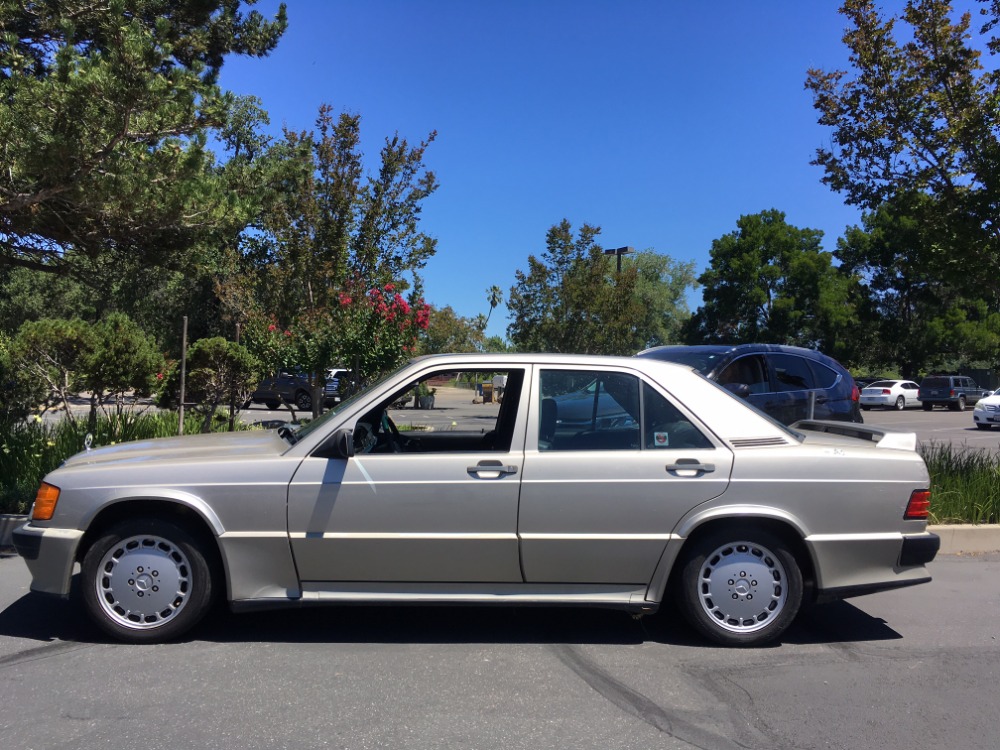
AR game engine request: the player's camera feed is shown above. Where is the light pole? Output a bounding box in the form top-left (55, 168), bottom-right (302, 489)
top-left (604, 245), bottom-right (634, 272)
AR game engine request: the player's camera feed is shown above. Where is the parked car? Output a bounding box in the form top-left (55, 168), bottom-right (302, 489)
top-left (973, 390), bottom-right (1000, 430)
top-left (636, 344), bottom-right (862, 425)
top-left (859, 380), bottom-right (921, 411)
top-left (14, 353), bottom-right (937, 647)
top-left (917, 375), bottom-right (989, 411)
top-left (250, 368), bottom-right (349, 411)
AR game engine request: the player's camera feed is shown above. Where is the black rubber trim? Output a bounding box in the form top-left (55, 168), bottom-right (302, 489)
top-left (815, 576), bottom-right (932, 603)
top-left (900, 533), bottom-right (940, 566)
top-left (12, 526), bottom-right (40, 560)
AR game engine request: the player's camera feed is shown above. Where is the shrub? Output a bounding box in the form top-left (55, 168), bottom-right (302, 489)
top-left (920, 443), bottom-right (1000, 525)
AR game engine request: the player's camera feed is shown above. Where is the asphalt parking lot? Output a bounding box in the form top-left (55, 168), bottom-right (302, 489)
top-left (860, 404), bottom-right (1000, 453)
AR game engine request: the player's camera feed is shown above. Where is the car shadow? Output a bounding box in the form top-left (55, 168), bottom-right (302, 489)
top-left (0, 585), bottom-right (901, 648)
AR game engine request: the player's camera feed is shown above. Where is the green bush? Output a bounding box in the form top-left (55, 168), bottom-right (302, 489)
top-left (920, 443), bottom-right (1000, 525)
top-left (0, 411), bottom-right (252, 514)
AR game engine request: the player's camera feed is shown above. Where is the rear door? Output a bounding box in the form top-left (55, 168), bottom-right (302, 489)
top-left (518, 365), bottom-right (733, 584)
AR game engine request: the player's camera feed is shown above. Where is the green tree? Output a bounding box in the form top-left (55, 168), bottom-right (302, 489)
top-left (507, 220), bottom-right (696, 355)
top-left (159, 337), bottom-right (259, 433)
top-left (805, 0), bottom-right (1000, 296)
top-left (0, 331), bottom-right (47, 425)
top-left (420, 305), bottom-right (486, 354)
top-left (79, 313), bottom-right (164, 428)
top-left (685, 210), bottom-right (860, 357)
top-left (0, 0), bottom-right (287, 279)
top-left (839, 195), bottom-right (1000, 375)
top-left (232, 104), bottom-right (438, 406)
top-left (12, 318), bottom-right (96, 424)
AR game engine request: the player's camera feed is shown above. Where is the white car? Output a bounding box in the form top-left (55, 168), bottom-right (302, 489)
top-left (859, 380), bottom-right (921, 411)
top-left (973, 391), bottom-right (1000, 430)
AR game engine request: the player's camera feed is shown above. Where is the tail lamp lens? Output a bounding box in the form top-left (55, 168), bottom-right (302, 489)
top-left (31, 482), bottom-right (61, 521)
top-left (904, 489), bottom-right (931, 520)
top-left (882, 389), bottom-right (891, 395)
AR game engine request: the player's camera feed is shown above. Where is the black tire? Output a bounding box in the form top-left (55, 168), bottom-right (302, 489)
top-left (294, 390), bottom-right (312, 411)
top-left (264, 400), bottom-right (281, 410)
top-left (861, 405), bottom-right (870, 411)
top-left (81, 519), bottom-right (216, 643)
top-left (976, 423), bottom-right (992, 431)
top-left (923, 402), bottom-right (933, 411)
top-left (894, 395), bottom-right (905, 411)
top-left (675, 528), bottom-right (803, 647)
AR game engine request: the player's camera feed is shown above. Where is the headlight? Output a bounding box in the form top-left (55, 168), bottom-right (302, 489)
top-left (974, 402), bottom-right (985, 411)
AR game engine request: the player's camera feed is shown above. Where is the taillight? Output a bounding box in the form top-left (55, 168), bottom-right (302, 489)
top-left (851, 384), bottom-right (860, 401)
top-left (904, 489), bottom-right (931, 520)
top-left (882, 389), bottom-right (891, 394)
top-left (950, 389), bottom-right (956, 397)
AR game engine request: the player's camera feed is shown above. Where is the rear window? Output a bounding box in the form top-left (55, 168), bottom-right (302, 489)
top-left (869, 380), bottom-right (896, 388)
top-left (921, 377), bottom-right (950, 388)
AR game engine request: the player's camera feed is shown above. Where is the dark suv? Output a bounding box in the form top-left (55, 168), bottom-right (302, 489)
top-left (917, 375), bottom-right (988, 411)
top-left (250, 368), bottom-right (349, 411)
top-left (636, 344), bottom-right (862, 425)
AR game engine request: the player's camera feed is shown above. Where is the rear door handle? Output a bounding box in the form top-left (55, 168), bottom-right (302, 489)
top-left (467, 460), bottom-right (518, 478)
top-left (665, 459), bottom-right (715, 476)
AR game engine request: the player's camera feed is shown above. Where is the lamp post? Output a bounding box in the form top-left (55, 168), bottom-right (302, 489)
top-left (604, 245), bottom-right (634, 272)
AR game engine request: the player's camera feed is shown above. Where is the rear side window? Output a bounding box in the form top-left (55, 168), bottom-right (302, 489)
top-left (769, 354), bottom-right (814, 392)
top-left (807, 361), bottom-right (840, 389)
top-left (921, 377), bottom-right (949, 389)
top-left (642, 383), bottom-right (712, 450)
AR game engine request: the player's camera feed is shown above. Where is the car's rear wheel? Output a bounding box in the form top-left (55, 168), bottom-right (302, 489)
top-left (923, 402), bottom-right (933, 411)
top-left (676, 528), bottom-right (802, 647)
top-left (81, 519), bottom-right (216, 643)
top-left (894, 396), bottom-right (905, 410)
top-left (954, 396), bottom-right (966, 412)
top-left (295, 390), bottom-right (312, 411)
top-left (861, 405), bottom-right (870, 411)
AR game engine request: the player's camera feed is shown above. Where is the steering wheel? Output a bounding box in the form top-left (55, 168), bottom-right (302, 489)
top-left (353, 422), bottom-right (377, 454)
top-left (383, 412), bottom-right (406, 452)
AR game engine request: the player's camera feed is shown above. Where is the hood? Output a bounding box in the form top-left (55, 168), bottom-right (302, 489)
top-left (61, 429), bottom-right (290, 469)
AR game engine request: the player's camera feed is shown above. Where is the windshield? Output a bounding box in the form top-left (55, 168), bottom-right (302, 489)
top-left (289, 363), bottom-right (408, 442)
top-left (641, 349), bottom-right (725, 374)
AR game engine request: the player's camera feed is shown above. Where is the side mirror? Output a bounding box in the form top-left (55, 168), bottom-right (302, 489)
top-left (722, 382), bottom-right (751, 399)
top-left (335, 428), bottom-right (355, 458)
top-left (315, 428), bottom-right (355, 459)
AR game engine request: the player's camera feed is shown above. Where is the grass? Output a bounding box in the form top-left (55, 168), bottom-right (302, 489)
top-left (919, 443), bottom-right (1000, 525)
top-left (0, 411), bottom-right (251, 515)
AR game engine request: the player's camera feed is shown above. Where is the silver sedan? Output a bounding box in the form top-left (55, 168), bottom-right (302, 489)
top-left (14, 353), bottom-right (939, 647)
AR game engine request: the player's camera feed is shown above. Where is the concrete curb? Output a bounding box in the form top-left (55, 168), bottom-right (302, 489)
top-left (2, 515), bottom-right (997, 555)
top-left (929, 524), bottom-right (1000, 555)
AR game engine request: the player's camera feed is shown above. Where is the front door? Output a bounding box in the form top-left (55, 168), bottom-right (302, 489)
top-left (287, 367), bottom-right (528, 584)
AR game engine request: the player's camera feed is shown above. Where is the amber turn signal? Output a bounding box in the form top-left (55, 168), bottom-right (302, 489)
top-left (904, 489), bottom-right (931, 520)
top-left (31, 482), bottom-right (61, 521)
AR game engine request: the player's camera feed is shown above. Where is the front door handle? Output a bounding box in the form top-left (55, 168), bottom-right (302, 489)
top-left (467, 460), bottom-right (518, 478)
top-left (665, 458), bottom-right (715, 476)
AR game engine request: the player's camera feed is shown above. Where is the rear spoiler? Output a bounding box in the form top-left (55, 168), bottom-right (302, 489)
top-left (791, 419), bottom-right (918, 451)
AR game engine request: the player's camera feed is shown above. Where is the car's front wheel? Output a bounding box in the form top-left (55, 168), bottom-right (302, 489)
top-left (676, 528), bottom-right (803, 647)
top-left (81, 519), bottom-right (216, 643)
top-left (976, 423), bottom-right (992, 430)
top-left (294, 390), bottom-right (312, 411)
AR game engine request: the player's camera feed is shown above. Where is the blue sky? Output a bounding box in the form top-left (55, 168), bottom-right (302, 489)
top-left (218, 1), bottom-right (870, 339)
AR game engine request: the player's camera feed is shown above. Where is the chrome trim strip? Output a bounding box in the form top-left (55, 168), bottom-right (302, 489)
top-left (288, 532), bottom-right (518, 540)
top-left (220, 531), bottom-right (290, 539)
top-left (519, 533), bottom-right (677, 541)
top-left (806, 532), bottom-right (902, 543)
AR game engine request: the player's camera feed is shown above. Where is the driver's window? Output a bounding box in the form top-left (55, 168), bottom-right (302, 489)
top-left (353, 369), bottom-right (524, 454)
